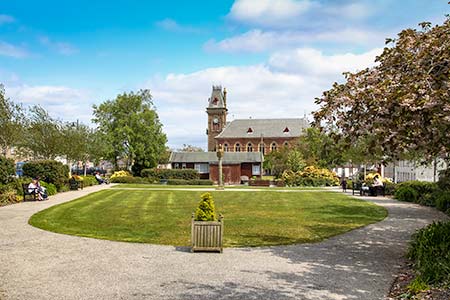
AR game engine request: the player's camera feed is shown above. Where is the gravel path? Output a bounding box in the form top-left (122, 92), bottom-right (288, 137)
top-left (0, 186), bottom-right (448, 300)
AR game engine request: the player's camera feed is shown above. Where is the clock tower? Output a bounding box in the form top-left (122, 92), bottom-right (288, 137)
top-left (206, 85), bottom-right (227, 151)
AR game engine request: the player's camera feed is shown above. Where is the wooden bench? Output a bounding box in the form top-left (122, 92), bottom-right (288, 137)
top-left (22, 183), bottom-right (38, 202)
top-left (69, 178), bottom-right (83, 190)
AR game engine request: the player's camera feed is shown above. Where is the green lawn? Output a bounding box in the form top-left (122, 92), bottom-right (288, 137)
top-left (29, 190), bottom-right (387, 247)
top-left (110, 183), bottom-right (323, 190)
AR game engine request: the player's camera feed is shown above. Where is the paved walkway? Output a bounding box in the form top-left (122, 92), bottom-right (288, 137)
top-left (0, 186), bottom-right (448, 300)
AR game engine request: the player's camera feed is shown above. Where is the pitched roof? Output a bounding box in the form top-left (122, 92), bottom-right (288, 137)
top-left (215, 118), bottom-right (309, 139)
top-left (169, 152), bottom-right (262, 164)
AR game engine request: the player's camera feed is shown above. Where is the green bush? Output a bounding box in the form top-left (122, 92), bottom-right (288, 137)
top-left (0, 156), bottom-right (15, 184)
top-left (40, 181), bottom-right (57, 196)
top-left (437, 168), bottom-right (450, 191)
top-left (384, 182), bottom-right (397, 196)
top-left (281, 166), bottom-right (339, 187)
top-left (166, 179), bottom-right (213, 185)
top-left (435, 193), bottom-right (450, 214)
top-left (79, 175), bottom-right (98, 187)
top-left (194, 192), bottom-right (217, 221)
top-left (394, 186), bottom-right (419, 202)
top-left (141, 168), bottom-right (199, 180)
top-left (110, 176), bottom-right (152, 184)
top-left (8, 177), bottom-right (33, 196)
top-left (0, 185), bottom-right (19, 206)
top-left (408, 221), bottom-right (450, 286)
top-left (22, 160), bottom-right (69, 190)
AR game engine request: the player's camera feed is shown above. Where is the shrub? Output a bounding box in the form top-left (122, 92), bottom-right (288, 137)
top-left (0, 156), bottom-right (15, 184)
top-left (281, 166), bottom-right (339, 187)
top-left (22, 160), bottom-right (69, 190)
top-left (194, 192), bottom-right (217, 221)
top-left (384, 182), bottom-right (397, 196)
top-left (394, 186), bottom-right (419, 202)
top-left (167, 179), bottom-right (213, 185)
top-left (40, 181), bottom-right (57, 196)
top-left (0, 185), bottom-right (20, 206)
top-left (141, 168), bottom-right (199, 180)
top-left (437, 168), bottom-right (450, 191)
top-left (8, 177), bottom-right (33, 196)
top-left (435, 193), bottom-right (450, 214)
top-left (408, 221), bottom-right (450, 286)
top-left (110, 176), bottom-right (152, 184)
top-left (79, 175), bottom-right (98, 187)
top-left (110, 170), bottom-right (132, 178)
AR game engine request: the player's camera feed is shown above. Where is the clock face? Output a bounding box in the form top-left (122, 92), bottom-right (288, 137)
top-left (213, 118), bottom-right (219, 124)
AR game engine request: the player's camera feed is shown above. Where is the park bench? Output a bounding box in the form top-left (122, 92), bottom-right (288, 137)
top-left (22, 183), bottom-right (38, 202)
top-left (69, 177), bottom-right (84, 190)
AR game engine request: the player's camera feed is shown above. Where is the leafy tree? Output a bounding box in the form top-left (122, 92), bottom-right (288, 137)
top-left (92, 89), bottom-right (167, 175)
top-left (296, 128), bottom-right (346, 168)
top-left (61, 121), bottom-right (91, 166)
top-left (314, 17), bottom-right (450, 162)
top-left (20, 106), bottom-right (64, 159)
top-left (0, 84), bottom-right (25, 155)
top-left (0, 155), bottom-right (15, 184)
top-left (264, 147), bottom-right (305, 178)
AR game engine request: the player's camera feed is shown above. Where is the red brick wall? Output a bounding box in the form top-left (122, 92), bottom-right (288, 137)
top-left (216, 137), bottom-right (298, 154)
top-left (210, 164), bottom-right (241, 184)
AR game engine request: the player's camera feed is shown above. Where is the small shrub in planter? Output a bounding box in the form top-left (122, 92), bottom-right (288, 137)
top-left (192, 192), bottom-right (223, 252)
top-left (195, 192), bottom-right (217, 221)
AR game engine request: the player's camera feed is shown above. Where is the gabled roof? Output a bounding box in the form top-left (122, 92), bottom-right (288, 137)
top-left (169, 152), bottom-right (262, 164)
top-left (215, 118), bottom-right (309, 139)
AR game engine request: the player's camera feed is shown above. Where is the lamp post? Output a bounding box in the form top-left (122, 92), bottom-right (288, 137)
top-left (216, 143), bottom-right (224, 190)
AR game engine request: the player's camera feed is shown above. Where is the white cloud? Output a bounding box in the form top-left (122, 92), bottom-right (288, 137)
top-left (268, 47), bottom-right (382, 76)
top-left (6, 85), bottom-right (92, 124)
top-left (146, 47), bottom-right (381, 149)
top-left (228, 0), bottom-right (314, 27)
top-left (204, 28), bottom-right (388, 53)
top-left (155, 18), bottom-right (205, 34)
top-left (38, 36), bottom-right (78, 56)
top-left (0, 14), bottom-right (15, 25)
top-left (0, 41), bottom-right (29, 58)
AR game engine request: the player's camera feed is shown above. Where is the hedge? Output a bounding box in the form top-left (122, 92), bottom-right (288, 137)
top-left (110, 176), bottom-right (153, 184)
top-left (141, 168), bottom-right (199, 180)
top-left (166, 179), bottom-right (213, 185)
top-left (22, 160), bottom-right (69, 190)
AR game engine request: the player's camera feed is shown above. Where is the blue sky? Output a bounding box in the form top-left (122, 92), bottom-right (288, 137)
top-left (1, 0), bottom-right (449, 149)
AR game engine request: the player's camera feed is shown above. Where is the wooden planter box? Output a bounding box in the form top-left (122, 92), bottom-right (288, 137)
top-left (191, 214), bottom-right (224, 253)
top-left (249, 179), bottom-right (271, 187)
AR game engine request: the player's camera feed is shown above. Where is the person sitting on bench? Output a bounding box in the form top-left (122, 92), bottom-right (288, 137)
top-left (95, 172), bottom-right (105, 184)
top-left (28, 177), bottom-right (48, 201)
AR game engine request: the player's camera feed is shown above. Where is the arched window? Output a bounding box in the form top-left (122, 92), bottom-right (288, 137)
top-left (283, 141), bottom-right (289, 148)
top-left (247, 142), bottom-right (253, 152)
top-left (271, 142), bottom-right (277, 152)
top-left (223, 143), bottom-right (229, 152)
top-left (235, 143), bottom-right (241, 152)
top-left (259, 143), bottom-right (265, 154)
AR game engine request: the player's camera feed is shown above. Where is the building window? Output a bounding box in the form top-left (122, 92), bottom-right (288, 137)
top-left (283, 127), bottom-right (290, 133)
top-left (259, 143), bottom-right (265, 154)
top-left (247, 142), bottom-right (253, 152)
top-left (271, 142), bottom-right (277, 152)
top-left (195, 163), bottom-right (209, 174)
top-left (223, 143), bottom-right (229, 152)
top-left (247, 127), bottom-right (253, 134)
top-left (252, 164), bottom-right (261, 175)
top-left (174, 163), bottom-right (180, 169)
top-left (182, 163), bottom-right (186, 169)
top-left (283, 141), bottom-right (289, 148)
top-left (235, 143), bottom-right (241, 152)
